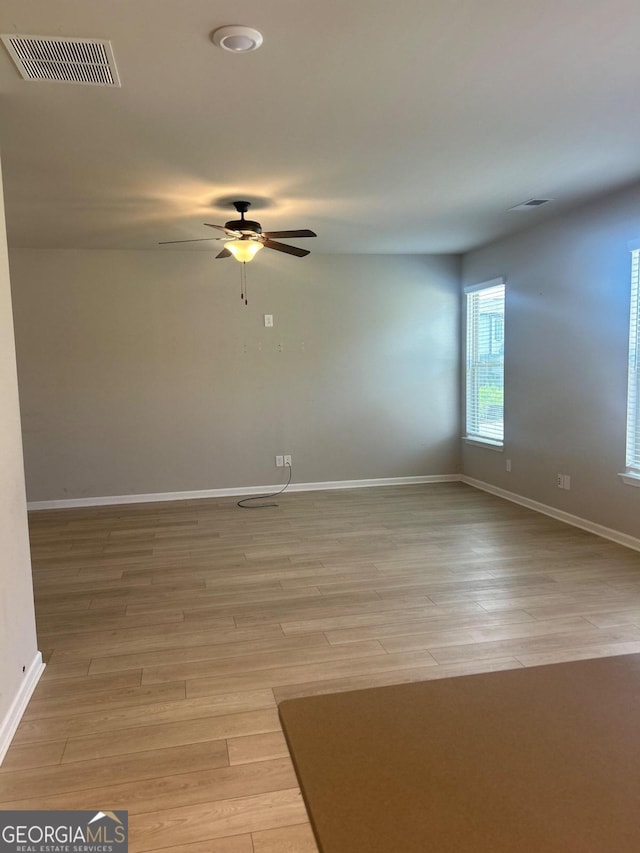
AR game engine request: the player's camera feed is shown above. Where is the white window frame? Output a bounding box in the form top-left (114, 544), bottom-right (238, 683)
top-left (620, 247), bottom-right (640, 487)
top-left (464, 277), bottom-right (505, 449)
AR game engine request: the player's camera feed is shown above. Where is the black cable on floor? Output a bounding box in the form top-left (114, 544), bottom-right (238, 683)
top-left (237, 463), bottom-right (293, 509)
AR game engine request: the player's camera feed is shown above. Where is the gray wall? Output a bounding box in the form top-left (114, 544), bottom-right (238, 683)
top-left (462, 181), bottom-right (640, 538)
top-left (9, 250), bottom-right (461, 501)
top-left (0, 157), bottom-right (39, 742)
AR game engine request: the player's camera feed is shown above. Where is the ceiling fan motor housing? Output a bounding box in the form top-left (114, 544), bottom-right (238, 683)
top-left (225, 218), bottom-right (263, 235)
top-left (227, 200), bottom-right (262, 235)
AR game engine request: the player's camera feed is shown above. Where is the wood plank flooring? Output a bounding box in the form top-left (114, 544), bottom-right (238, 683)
top-left (3, 482), bottom-right (640, 851)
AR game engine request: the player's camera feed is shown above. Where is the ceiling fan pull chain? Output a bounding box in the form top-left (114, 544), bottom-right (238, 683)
top-left (239, 262), bottom-right (248, 305)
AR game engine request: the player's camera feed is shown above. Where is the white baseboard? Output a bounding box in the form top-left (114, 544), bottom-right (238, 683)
top-left (27, 474), bottom-right (462, 511)
top-left (0, 651), bottom-right (45, 765)
top-left (462, 475), bottom-right (640, 553)
top-left (28, 473), bottom-right (639, 552)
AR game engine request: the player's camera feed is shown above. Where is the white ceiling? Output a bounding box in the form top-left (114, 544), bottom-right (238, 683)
top-left (1, 0), bottom-right (640, 253)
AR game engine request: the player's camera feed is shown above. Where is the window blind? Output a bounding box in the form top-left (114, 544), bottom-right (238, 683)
top-left (465, 281), bottom-right (505, 444)
top-left (626, 251), bottom-right (640, 472)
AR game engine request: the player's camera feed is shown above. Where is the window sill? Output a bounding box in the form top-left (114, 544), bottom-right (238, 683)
top-left (618, 472), bottom-right (640, 488)
top-left (463, 437), bottom-right (504, 452)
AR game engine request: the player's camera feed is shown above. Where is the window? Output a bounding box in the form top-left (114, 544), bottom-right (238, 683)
top-left (625, 250), bottom-right (640, 477)
top-left (465, 278), bottom-right (505, 446)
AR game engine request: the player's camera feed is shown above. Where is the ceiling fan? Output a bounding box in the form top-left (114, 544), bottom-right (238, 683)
top-left (159, 200), bottom-right (317, 262)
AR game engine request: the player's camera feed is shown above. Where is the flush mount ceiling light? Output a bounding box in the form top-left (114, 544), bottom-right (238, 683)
top-left (211, 26), bottom-right (263, 53)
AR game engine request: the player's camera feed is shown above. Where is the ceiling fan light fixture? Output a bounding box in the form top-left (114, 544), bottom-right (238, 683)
top-left (225, 239), bottom-right (264, 262)
top-left (211, 26), bottom-right (263, 53)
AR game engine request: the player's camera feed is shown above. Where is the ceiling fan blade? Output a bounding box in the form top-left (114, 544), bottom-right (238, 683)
top-left (205, 223), bottom-right (241, 237)
top-left (262, 229), bottom-right (317, 239)
top-left (159, 237), bottom-right (223, 245)
top-left (263, 239), bottom-right (310, 257)
top-left (216, 248), bottom-right (232, 259)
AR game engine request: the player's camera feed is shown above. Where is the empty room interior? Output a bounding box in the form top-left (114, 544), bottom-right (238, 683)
top-left (1, 2), bottom-right (640, 851)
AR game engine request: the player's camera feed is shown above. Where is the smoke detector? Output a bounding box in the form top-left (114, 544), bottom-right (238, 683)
top-left (0, 33), bottom-right (120, 85)
top-left (211, 26), bottom-right (263, 53)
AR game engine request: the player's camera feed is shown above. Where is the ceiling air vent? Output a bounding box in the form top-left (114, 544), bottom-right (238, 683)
top-left (0, 34), bottom-right (120, 86)
top-left (509, 198), bottom-right (554, 211)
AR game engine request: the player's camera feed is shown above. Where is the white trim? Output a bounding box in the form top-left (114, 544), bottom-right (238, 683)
top-left (463, 276), bottom-right (505, 294)
top-left (463, 437), bottom-right (504, 451)
top-left (462, 476), bottom-right (640, 553)
top-left (0, 651), bottom-right (45, 766)
top-left (27, 474), bottom-right (462, 510)
top-left (619, 471), bottom-right (640, 488)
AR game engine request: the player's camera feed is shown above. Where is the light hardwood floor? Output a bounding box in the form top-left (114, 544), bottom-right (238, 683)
top-left (2, 482), bottom-right (640, 851)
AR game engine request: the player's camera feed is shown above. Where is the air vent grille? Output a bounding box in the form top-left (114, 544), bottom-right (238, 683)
top-left (509, 198), bottom-right (554, 211)
top-left (0, 34), bottom-right (120, 86)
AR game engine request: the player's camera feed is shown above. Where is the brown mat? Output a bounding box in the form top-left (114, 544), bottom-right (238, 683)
top-left (279, 654), bottom-right (640, 852)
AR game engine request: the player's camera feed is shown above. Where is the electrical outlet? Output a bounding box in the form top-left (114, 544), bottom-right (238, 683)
top-left (563, 474), bottom-right (571, 490)
top-left (275, 455), bottom-right (284, 468)
top-left (264, 314), bottom-right (273, 327)
top-left (556, 474), bottom-right (564, 488)
top-left (505, 459), bottom-right (512, 472)
top-left (284, 455), bottom-right (292, 467)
